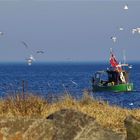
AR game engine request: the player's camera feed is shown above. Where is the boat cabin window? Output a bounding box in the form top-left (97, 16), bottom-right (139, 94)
top-left (95, 72), bottom-right (108, 80)
top-left (95, 72), bottom-right (108, 82)
top-left (95, 73), bottom-right (100, 79)
top-left (101, 73), bottom-right (108, 81)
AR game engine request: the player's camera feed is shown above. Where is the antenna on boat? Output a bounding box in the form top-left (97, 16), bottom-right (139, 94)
top-left (123, 50), bottom-right (126, 64)
top-left (110, 48), bottom-right (113, 54)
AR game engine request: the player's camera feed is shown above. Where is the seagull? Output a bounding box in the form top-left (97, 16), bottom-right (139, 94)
top-left (26, 55), bottom-right (35, 66)
top-left (132, 28), bottom-right (137, 34)
top-left (71, 80), bottom-right (78, 86)
top-left (66, 58), bottom-right (72, 61)
top-left (36, 50), bottom-right (44, 54)
top-left (47, 82), bottom-right (51, 87)
top-left (137, 28), bottom-right (140, 34)
top-left (132, 28), bottom-right (140, 34)
top-left (29, 55), bottom-right (35, 61)
top-left (27, 59), bottom-right (32, 66)
top-left (62, 83), bottom-right (65, 88)
top-left (124, 4), bottom-right (128, 10)
top-left (21, 41), bottom-right (29, 49)
top-left (111, 36), bottom-right (117, 43)
top-left (0, 32), bottom-right (4, 36)
top-left (119, 28), bottom-right (124, 31)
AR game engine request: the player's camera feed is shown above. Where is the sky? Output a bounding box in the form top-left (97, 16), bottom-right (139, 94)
top-left (0, 0), bottom-right (140, 63)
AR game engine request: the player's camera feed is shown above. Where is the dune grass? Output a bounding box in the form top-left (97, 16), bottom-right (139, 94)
top-left (0, 91), bottom-right (140, 133)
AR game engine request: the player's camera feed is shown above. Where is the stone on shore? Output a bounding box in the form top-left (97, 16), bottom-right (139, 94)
top-left (125, 115), bottom-right (140, 140)
top-left (0, 109), bottom-right (126, 140)
top-left (47, 109), bottom-right (125, 140)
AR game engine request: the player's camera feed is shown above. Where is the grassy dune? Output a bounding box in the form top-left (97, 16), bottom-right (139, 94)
top-left (0, 91), bottom-right (140, 133)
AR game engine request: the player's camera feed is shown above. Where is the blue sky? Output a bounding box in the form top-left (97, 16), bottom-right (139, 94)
top-left (0, 0), bottom-right (140, 62)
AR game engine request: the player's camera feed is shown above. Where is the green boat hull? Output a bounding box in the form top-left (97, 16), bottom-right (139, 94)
top-left (93, 83), bottom-right (134, 92)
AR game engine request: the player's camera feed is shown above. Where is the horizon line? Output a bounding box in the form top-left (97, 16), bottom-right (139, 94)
top-left (0, 61), bottom-right (138, 64)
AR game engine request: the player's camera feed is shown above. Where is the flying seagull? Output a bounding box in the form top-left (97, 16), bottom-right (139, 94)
top-left (132, 28), bottom-right (137, 34)
top-left (119, 28), bottom-right (124, 31)
top-left (26, 55), bottom-right (35, 66)
top-left (47, 82), bottom-right (51, 87)
top-left (66, 58), bottom-right (71, 60)
top-left (36, 50), bottom-right (44, 54)
top-left (21, 41), bottom-right (29, 49)
top-left (132, 28), bottom-right (140, 34)
top-left (71, 80), bottom-right (78, 86)
top-left (29, 55), bottom-right (35, 61)
top-left (137, 28), bottom-right (140, 34)
top-left (111, 36), bottom-right (117, 43)
top-left (0, 32), bottom-right (4, 36)
top-left (124, 4), bottom-right (128, 10)
top-left (27, 59), bottom-right (32, 66)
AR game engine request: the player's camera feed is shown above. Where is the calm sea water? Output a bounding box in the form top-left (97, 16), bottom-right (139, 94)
top-left (0, 62), bottom-right (140, 109)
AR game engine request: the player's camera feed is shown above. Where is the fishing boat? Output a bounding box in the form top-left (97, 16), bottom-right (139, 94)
top-left (92, 49), bottom-right (134, 92)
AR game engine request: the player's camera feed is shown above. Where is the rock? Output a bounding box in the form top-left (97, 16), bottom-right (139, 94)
top-left (23, 119), bottom-right (55, 140)
top-left (47, 109), bottom-right (95, 140)
top-left (0, 117), bottom-right (35, 140)
top-left (75, 123), bottom-right (125, 140)
top-left (47, 109), bottom-right (125, 140)
top-left (0, 117), bottom-right (55, 140)
top-left (0, 109), bottom-right (126, 140)
top-left (125, 115), bottom-right (140, 140)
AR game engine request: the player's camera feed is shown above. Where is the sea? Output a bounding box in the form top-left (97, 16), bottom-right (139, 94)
top-left (0, 62), bottom-right (140, 109)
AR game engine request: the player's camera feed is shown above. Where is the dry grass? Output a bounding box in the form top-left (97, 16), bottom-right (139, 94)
top-left (0, 91), bottom-right (140, 133)
top-left (0, 93), bottom-right (48, 116)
